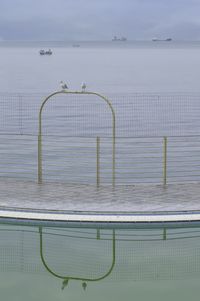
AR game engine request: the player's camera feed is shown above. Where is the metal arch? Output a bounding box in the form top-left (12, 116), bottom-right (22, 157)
top-left (38, 90), bottom-right (116, 186)
top-left (39, 227), bottom-right (116, 282)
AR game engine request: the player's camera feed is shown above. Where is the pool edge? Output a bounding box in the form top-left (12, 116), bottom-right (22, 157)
top-left (1, 206), bottom-right (200, 228)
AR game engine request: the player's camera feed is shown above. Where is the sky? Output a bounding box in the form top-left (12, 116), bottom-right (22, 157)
top-left (0, 0), bottom-right (200, 41)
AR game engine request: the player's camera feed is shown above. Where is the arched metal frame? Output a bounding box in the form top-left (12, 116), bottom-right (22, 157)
top-left (38, 90), bottom-right (116, 186)
top-left (39, 227), bottom-right (116, 282)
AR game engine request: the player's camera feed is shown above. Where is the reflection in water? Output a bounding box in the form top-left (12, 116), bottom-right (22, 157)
top-left (0, 223), bottom-right (200, 300)
top-left (39, 227), bottom-right (116, 291)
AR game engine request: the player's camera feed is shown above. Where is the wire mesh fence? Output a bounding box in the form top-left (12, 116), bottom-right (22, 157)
top-left (0, 92), bottom-right (200, 185)
top-left (1, 92), bottom-right (200, 137)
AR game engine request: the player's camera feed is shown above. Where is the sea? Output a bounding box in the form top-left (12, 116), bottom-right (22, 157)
top-left (0, 40), bottom-right (200, 93)
top-left (0, 41), bottom-right (200, 185)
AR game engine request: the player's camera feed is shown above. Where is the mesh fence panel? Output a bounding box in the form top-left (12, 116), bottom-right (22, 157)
top-left (0, 92), bottom-right (200, 137)
top-left (0, 92), bottom-right (200, 184)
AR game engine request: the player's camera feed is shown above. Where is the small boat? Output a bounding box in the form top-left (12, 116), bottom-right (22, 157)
top-left (112, 36), bottom-right (127, 42)
top-left (39, 50), bottom-right (45, 55)
top-left (45, 49), bottom-right (53, 55)
top-left (72, 44), bottom-right (80, 48)
top-left (39, 49), bottom-right (53, 55)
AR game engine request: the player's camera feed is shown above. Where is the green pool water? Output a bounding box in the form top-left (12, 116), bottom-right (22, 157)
top-left (0, 221), bottom-right (200, 301)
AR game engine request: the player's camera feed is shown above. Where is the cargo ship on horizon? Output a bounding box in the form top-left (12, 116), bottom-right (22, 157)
top-left (152, 38), bottom-right (172, 42)
top-left (112, 36), bottom-right (127, 42)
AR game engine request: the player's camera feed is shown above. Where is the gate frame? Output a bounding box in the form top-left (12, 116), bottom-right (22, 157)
top-left (38, 90), bottom-right (116, 185)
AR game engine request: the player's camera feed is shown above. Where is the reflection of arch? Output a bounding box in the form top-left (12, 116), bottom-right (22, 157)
top-left (38, 91), bottom-right (116, 185)
top-left (39, 227), bottom-right (115, 286)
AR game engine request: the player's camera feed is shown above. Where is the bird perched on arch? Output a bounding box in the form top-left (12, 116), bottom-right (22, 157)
top-left (81, 82), bottom-right (87, 92)
top-left (60, 81), bottom-right (68, 90)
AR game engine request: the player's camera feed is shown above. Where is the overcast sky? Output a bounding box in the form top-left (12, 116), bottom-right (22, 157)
top-left (0, 0), bottom-right (200, 41)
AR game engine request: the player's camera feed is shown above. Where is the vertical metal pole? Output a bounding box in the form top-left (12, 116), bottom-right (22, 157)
top-left (163, 137), bottom-right (167, 185)
top-left (38, 134), bottom-right (42, 183)
top-left (38, 97), bottom-right (43, 184)
top-left (96, 137), bottom-right (100, 186)
top-left (112, 119), bottom-right (116, 187)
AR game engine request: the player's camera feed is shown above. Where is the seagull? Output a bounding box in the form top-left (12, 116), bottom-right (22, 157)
top-left (60, 81), bottom-right (68, 90)
top-left (81, 82), bottom-right (86, 92)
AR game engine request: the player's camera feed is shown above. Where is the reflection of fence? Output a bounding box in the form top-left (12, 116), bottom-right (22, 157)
top-left (2, 224), bottom-right (200, 283)
top-left (39, 227), bottom-right (115, 287)
top-left (1, 92), bottom-right (200, 185)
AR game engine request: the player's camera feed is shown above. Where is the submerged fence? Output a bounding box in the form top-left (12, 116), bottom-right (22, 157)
top-left (0, 92), bottom-right (200, 185)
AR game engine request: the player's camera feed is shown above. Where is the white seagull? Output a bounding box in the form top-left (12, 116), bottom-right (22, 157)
top-left (81, 82), bottom-right (87, 92)
top-left (60, 81), bottom-right (68, 90)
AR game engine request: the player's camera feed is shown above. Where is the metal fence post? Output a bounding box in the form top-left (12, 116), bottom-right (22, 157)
top-left (38, 134), bottom-right (42, 183)
top-left (96, 137), bottom-right (100, 186)
top-left (163, 137), bottom-right (168, 185)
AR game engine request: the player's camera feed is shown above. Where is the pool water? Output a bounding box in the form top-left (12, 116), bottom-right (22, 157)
top-left (1, 221), bottom-right (200, 300)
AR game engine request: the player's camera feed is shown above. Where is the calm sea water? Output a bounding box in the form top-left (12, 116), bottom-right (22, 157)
top-left (0, 41), bottom-right (200, 184)
top-left (1, 41), bottom-right (200, 93)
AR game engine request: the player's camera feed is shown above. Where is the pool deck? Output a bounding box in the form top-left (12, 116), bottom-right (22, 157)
top-left (1, 179), bottom-right (200, 224)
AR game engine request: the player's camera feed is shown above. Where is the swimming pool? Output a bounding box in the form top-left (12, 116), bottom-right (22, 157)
top-left (0, 220), bottom-right (200, 300)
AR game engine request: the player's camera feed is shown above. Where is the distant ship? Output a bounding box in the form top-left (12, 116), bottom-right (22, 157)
top-left (152, 38), bottom-right (172, 42)
top-left (39, 49), bottom-right (53, 55)
top-left (112, 36), bottom-right (127, 42)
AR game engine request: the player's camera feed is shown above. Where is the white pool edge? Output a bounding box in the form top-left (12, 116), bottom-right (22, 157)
top-left (1, 208), bottom-right (200, 223)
